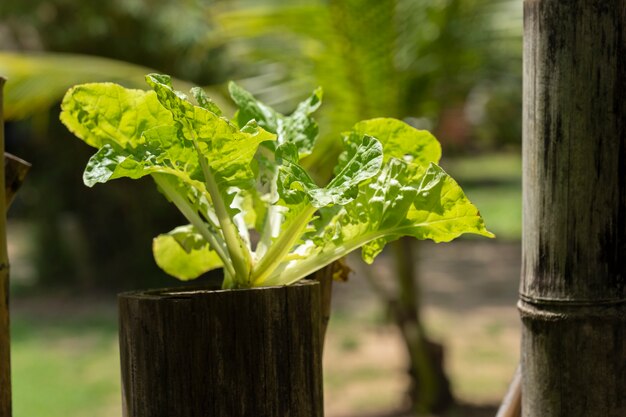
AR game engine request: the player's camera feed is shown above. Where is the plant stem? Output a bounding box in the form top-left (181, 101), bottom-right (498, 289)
top-left (192, 141), bottom-right (252, 285)
top-left (256, 182), bottom-right (280, 258)
top-left (152, 173), bottom-right (236, 278)
top-left (264, 229), bottom-right (388, 286)
top-left (255, 146), bottom-right (280, 259)
top-left (251, 204), bottom-right (317, 286)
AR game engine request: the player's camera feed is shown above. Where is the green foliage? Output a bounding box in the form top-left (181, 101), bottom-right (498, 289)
top-left (0, 0), bottom-right (236, 290)
top-left (0, 52), bottom-right (203, 121)
top-left (61, 75), bottom-right (492, 288)
top-left (0, 0), bottom-right (228, 85)
top-left (215, 0), bottom-right (522, 159)
top-left (1, 0), bottom-right (518, 291)
top-left (153, 225), bottom-right (224, 280)
top-left (229, 82), bottom-right (323, 158)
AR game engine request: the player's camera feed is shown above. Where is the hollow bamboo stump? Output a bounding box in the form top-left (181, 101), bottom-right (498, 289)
top-left (119, 280), bottom-right (323, 417)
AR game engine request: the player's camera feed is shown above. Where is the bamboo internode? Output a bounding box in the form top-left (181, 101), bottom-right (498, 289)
top-left (521, 1), bottom-right (626, 416)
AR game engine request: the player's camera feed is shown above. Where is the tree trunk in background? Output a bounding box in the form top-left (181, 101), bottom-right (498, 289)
top-left (391, 238), bottom-right (453, 414)
top-left (0, 77), bottom-right (11, 417)
top-left (521, 1), bottom-right (626, 416)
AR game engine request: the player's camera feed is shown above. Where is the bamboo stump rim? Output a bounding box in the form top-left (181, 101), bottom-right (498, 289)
top-left (118, 279), bottom-right (324, 417)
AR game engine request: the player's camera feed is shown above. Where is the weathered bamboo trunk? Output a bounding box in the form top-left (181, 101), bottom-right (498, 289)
top-left (0, 77), bottom-right (11, 417)
top-left (521, 1), bottom-right (626, 416)
top-left (119, 280), bottom-right (323, 417)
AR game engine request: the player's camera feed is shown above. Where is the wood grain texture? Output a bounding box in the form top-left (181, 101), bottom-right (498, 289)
top-left (521, 1), bottom-right (626, 416)
top-left (519, 303), bottom-right (625, 417)
top-left (0, 77), bottom-right (11, 417)
top-left (522, 0), bottom-right (626, 303)
top-left (119, 280), bottom-right (323, 417)
top-left (310, 262), bottom-right (334, 350)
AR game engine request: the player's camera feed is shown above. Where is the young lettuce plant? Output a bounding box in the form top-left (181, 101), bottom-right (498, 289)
top-left (60, 74), bottom-right (493, 289)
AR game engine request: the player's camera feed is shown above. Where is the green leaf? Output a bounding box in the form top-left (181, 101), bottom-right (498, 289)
top-left (251, 134), bottom-right (383, 285)
top-left (277, 135), bottom-right (382, 208)
top-left (146, 74), bottom-right (275, 191)
top-left (265, 160), bottom-right (493, 285)
top-left (146, 74), bottom-right (278, 284)
top-left (344, 118), bottom-right (442, 169)
top-left (404, 163), bottom-right (494, 243)
top-left (229, 82), bottom-right (322, 158)
top-left (82, 125), bottom-right (204, 188)
top-left (323, 134), bottom-right (383, 205)
top-left (191, 87), bottom-right (223, 116)
top-left (83, 144), bottom-right (141, 187)
top-left (339, 158), bottom-right (420, 262)
top-left (62, 73), bottom-right (493, 290)
top-left (356, 162), bottom-right (493, 262)
top-left (60, 83), bottom-right (173, 149)
top-left (229, 81), bottom-right (279, 132)
top-left (362, 160), bottom-right (420, 229)
top-left (153, 225), bottom-right (223, 281)
top-left (275, 143), bottom-right (316, 205)
top-left (355, 162), bottom-right (493, 263)
top-left (279, 87), bottom-right (322, 157)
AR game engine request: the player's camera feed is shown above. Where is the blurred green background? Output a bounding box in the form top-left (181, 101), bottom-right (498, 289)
top-left (1, 0), bottom-right (522, 416)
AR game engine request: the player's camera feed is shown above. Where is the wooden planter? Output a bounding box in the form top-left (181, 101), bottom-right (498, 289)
top-left (119, 280), bottom-right (323, 417)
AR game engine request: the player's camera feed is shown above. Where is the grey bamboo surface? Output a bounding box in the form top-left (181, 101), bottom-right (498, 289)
top-left (521, 1), bottom-right (626, 416)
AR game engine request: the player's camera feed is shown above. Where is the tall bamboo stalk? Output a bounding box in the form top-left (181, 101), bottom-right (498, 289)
top-left (0, 77), bottom-right (11, 417)
top-left (521, 1), bottom-right (626, 416)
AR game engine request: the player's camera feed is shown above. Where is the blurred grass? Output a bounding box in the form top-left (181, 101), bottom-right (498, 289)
top-left (11, 310), bottom-right (120, 417)
top-left (8, 152), bottom-right (522, 416)
top-left (443, 152), bottom-right (521, 182)
top-left (442, 152), bottom-right (522, 240)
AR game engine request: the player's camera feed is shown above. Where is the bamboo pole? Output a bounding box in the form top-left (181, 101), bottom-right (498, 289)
top-left (495, 366), bottom-right (521, 417)
top-left (0, 77), bottom-right (10, 417)
top-left (521, 1), bottom-right (626, 416)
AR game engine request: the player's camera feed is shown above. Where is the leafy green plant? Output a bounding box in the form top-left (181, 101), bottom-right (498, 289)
top-left (60, 74), bottom-right (492, 289)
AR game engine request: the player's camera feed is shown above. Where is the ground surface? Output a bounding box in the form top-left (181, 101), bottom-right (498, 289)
top-left (10, 239), bottom-right (521, 417)
top-left (324, 239), bottom-right (521, 416)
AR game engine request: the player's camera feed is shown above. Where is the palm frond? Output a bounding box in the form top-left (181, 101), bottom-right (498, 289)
top-left (0, 52), bottom-right (230, 120)
top-left (213, 0), bottom-right (406, 174)
top-left (213, 4), bottom-right (330, 41)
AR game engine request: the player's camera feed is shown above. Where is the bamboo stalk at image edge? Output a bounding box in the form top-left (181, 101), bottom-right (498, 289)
top-left (518, 1), bottom-right (626, 417)
top-left (0, 76), bottom-right (32, 417)
top-left (498, 3), bottom-right (626, 417)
